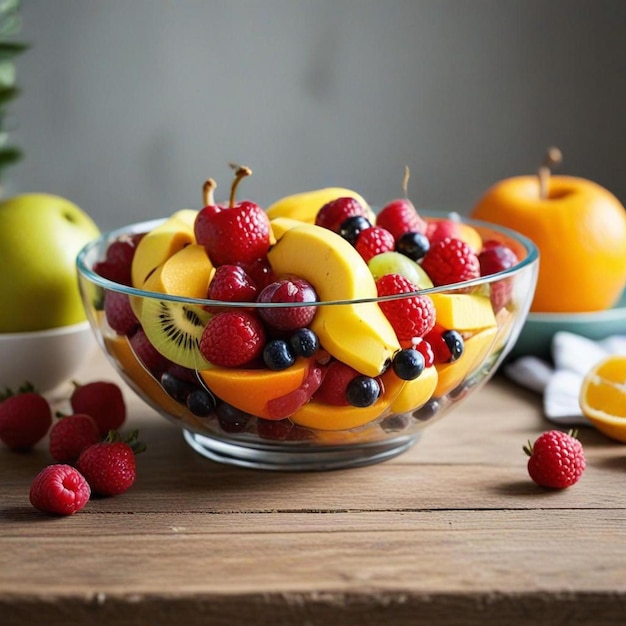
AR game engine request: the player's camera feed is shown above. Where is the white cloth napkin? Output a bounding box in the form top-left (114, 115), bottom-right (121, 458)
top-left (504, 331), bottom-right (626, 425)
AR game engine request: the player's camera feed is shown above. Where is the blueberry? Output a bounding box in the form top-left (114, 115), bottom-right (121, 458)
top-left (442, 330), bottom-right (464, 362)
top-left (392, 348), bottom-right (425, 381)
top-left (346, 375), bottom-right (380, 407)
top-left (395, 231), bottom-right (430, 261)
top-left (289, 328), bottom-right (320, 358)
top-left (263, 339), bottom-right (296, 370)
top-left (160, 372), bottom-right (196, 403)
top-left (339, 215), bottom-right (372, 245)
top-left (186, 389), bottom-right (216, 417)
top-left (216, 402), bottom-right (250, 433)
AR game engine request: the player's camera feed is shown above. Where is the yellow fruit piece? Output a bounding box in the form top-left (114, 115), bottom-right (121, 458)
top-left (433, 326), bottom-right (498, 397)
top-left (390, 365), bottom-right (438, 414)
top-left (267, 223), bottom-right (400, 376)
top-left (198, 358), bottom-right (313, 420)
top-left (143, 244), bottom-right (215, 298)
top-left (291, 368), bottom-right (405, 431)
top-left (131, 211), bottom-right (197, 288)
top-left (270, 216), bottom-right (307, 240)
top-left (266, 187), bottom-right (375, 224)
top-left (430, 293), bottom-right (496, 331)
top-left (579, 355), bottom-right (626, 443)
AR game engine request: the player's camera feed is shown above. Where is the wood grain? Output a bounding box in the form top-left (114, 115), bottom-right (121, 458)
top-left (1, 350), bottom-right (626, 625)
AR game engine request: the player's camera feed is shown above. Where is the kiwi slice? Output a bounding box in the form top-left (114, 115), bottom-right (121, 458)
top-left (140, 298), bottom-right (213, 370)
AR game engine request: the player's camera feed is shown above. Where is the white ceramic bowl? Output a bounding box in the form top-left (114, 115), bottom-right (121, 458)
top-left (0, 321), bottom-right (97, 394)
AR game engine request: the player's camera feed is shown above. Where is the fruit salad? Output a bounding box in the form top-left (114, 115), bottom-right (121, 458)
top-left (83, 166), bottom-right (534, 448)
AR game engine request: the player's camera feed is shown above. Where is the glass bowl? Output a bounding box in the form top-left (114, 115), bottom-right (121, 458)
top-left (76, 216), bottom-right (538, 471)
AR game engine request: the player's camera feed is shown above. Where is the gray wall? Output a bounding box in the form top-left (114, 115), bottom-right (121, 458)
top-left (10, 0), bottom-right (626, 231)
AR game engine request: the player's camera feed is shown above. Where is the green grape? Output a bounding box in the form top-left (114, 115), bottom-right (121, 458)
top-left (368, 252), bottom-right (434, 289)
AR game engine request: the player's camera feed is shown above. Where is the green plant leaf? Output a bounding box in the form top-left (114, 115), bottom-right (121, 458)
top-left (0, 41), bottom-right (27, 59)
top-left (0, 145), bottom-right (21, 168)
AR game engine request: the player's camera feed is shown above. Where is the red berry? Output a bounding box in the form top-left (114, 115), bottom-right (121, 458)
top-left (478, 244), bottom-right (520, 312)
top-left (376, 199), bottom-right (427, 241)
top-left (265, 363), bottom-right (323, 419)
top-left (104, 290), bottom-right (139, 336)
top-left (314, 361), bottom-right (360, 406)
top-left (129, 327), bottom-right (171, 375)
top-left (49, 413), bottom-right (101, 464)
top-left (70, 381), bottom-right (126, 437)
top-left (315, 197), bottom-right (369, 233)
top-left (93, 237), bottom-right (140, 286)
top-left (199, 310), bottom-right (266, 367)
top-left (355, 226), bottom-right (396, 263)
top-left (425, 219), bottom-right (463, 246)
top-left (29, 464), bottom-right (91, 515)
top-left (76, 430), bottom-right (145, 496)
top-left (257, 278), bottom-right (318, 332)
top-left (376, 274), bottom-right (436, 341)
top-left (0, 385), bottom-right (52, 451)
top-left (423, 325), bottom-right (464, 363)
top-left (207, 264), bottom-right (258, 312)
top-left (411, 337), bottom-right (435, 368)
top-left (420, 237), bottom-right (481, 286)
top-left (524, 429), bottom-right (586, 489)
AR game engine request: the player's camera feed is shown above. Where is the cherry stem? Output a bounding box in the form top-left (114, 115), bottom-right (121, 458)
top-left (538, 146), bottom-right (562, 200)
top-left (402, 165), bottom-right (410, 198)
top-left (228, 163), bottom-right (252, 208)
top-left (202, 179), bottom-right (217, 206)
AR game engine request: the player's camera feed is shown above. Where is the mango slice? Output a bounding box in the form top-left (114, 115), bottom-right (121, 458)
top-left (267, 223), bottom-right (400, 377)
top-left (430, 293), bottom-right (496, 331)
top-left (390, 365), bottom-right (439, 414)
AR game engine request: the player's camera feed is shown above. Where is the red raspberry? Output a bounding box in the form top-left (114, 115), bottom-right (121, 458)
top-left (478, 243), bottom-right (520, 312)
top-left (129, 327), bottom-right (172, 375)
top-left (315, 197), bottom-right (369, 233)
top-left (49, 413), bottom-right (101, 464)
top-left (29, 464), bottom-right (91, 516)
top-left (376, 199), bottom-right (427, 241)
top-left (104, 290), bottom-right (139, 336)
top-left (93, 236), bottom-right (141, 286)
top-left (70, 381), bottom-right (126, 437)
top-left (355, 226), bottom-right (395, 263)
top-left (76, 430), bottom-right (145, 496)
top-left (207, 264), bottom-right (258, 312)
top-left (199, 310), bottom-right (266, 367)
top-left (420, 237), bottom-right (481, 286)
top-left (524, 429), bottom-right (586, 489)
top-left (376, 274), bottom-right (436, 340)
top-left (0, 384), bottom-right (52, 450)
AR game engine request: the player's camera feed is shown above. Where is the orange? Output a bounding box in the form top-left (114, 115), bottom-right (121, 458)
top-left (579, 355), bottom-right (626, 443)
top-left (472, 175), bottom-right (626, 313)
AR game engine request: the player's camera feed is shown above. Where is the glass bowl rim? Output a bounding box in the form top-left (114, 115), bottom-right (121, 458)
top-left (76, 213), bottom-right (539, 308)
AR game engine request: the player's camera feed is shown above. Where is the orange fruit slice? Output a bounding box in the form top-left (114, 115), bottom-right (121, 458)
top-left (579, 355), bottom-right (626, 443)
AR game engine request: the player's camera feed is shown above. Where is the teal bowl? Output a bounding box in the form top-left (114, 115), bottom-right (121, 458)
top-left (509, 288), bottom-right (626, 362)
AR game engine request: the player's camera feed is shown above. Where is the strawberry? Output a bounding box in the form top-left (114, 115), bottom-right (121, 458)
top-left (354, 226), bottom-right (395, 263)
top-left (76, 430), bottom-right (145, 496)
top-left (0, 383), bottom-right (52, 451)
top-left (103, 290), bottom-right (139, 336)
top-left (206, 264), bottom-right (259, 312)
top-left (315, 197), bottom-right (369, 233)
top-left (49, 413), bottom-right (101, 464)
top-left (524, 429), bottom-right (586, 489)
top-left (376, 198), bottom-right (427, 241)
top-left (70, 381), bottom-right (126, 437)
top-left (199, 310), bottom-right (266, 367)
top-left (194, 167), bottom-right (271, 266)
top-left (29, 464), bottom-right (91, 516)
top-left (376, 274), bottom-right (436, 340)
top-left (420, 237), bottom-right (481, 287)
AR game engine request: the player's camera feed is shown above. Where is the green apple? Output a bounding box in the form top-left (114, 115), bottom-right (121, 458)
top-left (0, 193), bottom-right (100, 332)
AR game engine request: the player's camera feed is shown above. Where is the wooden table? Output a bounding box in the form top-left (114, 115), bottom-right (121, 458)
top-left (2, 348), bottom-right (626, 626)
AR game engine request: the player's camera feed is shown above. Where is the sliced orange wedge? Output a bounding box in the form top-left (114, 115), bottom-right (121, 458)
top-left (579, 355), bottom-right (626, 443)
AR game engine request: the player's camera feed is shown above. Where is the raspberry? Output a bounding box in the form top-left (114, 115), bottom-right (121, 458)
top-left (0, 384), bottom-right (52, 451)
top-left (49, 413), bottom-right (101, 464)
top-left (129, 327), bottom-right (172, 376)
top-left (315, 197), bottom-right (369, 233)
top-left (524, 429), bottom-right (586, 489)
top-left (70, 381), bottom-right (127, 437)
top-left (376, 274), bottom-right (436, 341)
top-left (76, 430), bottom-right (145, 497)
top-left (103, 290), bottom-right (139, 336)
top-left (93, 236), bottom-right (141, 286)
top-left (420, 237), bottom-right (481, 286)
top-left (199, 310), bottom-right (266, 367)
top-left (29, 464), bottom-right (91, 516)
top-left (355, 226), bottom-right (395, 263)
top-left (376, 199), bottom-right (427, 241)
top-left (207, 264), bottom-right (258, 312)
top-left (257, 278), bottom-right (318, 332)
